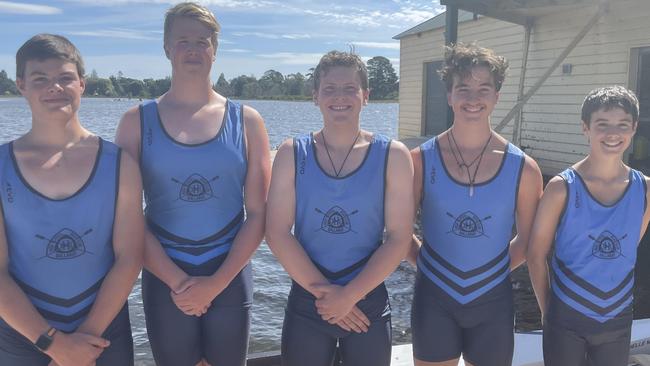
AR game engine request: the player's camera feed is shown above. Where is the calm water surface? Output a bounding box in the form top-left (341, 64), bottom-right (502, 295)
top-left (2, 97), bottom-right (649, 364)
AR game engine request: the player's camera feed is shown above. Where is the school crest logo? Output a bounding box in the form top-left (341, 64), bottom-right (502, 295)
top-left (36, 228), bottom-right (93, 260)
top-left (590, 230), bottom-right (626, 260)
top-left (172, 174), bottom-right (219, 202)
top-left (446, 211), bottom-right (491, 238)
top-left (315, 206), bottom-right (358, 234)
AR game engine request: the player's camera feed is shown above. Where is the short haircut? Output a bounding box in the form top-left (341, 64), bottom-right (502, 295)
top-left (313, 50), bottom-right (368, 91)
top-left (438, 42), bottom-right (509, 92)
top-left (16, 34), bottom-right (85, 80)
top-left (581, 86), bottom-right (639, 125)
top-left (164, 2), bottom-right (220, 55)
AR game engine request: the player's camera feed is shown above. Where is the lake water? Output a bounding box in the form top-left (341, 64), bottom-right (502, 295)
top-left (2, 97), bottom-right (650, 364)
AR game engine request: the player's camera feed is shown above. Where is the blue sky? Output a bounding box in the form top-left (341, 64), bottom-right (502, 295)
top-left (0, 0), bottom-right (443, 81)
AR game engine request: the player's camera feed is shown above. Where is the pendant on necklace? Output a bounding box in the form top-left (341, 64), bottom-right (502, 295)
top-left (469, 185), bottom-right (474, 197)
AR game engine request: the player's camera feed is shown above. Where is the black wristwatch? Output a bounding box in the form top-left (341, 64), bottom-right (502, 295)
top-left (34, 327), bottom-right (57, 352)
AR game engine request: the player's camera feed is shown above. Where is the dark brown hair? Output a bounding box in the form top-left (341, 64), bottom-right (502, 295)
top-left (16, 34), bottom-right (85, 79)
top-left (581, 86), bottom-right (639, 125)
top-left (438, 42), bottom-right (508, 91)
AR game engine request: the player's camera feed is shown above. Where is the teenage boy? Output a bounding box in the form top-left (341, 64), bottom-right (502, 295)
top-left (266, 50), bottom-right (414, 366)
top-left (528, 86), bottom-right (650, 366)
top-left (409, 43), bottom-right (543, 366)
top-left (0, 34), bottom-right (143, 366)
top-left (116, 3), bottom-right (270, 366)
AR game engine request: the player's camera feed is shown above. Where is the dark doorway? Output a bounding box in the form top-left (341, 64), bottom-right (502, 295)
top-left (423, 61), bottom-right (450, 136)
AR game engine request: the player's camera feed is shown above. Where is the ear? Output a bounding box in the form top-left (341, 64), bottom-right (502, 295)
top-left (15, 78), bottom-right (26, 95)
top-left (312, 89), bottom-right (318, 105)
top-left (79, 77), bottom-right (86, 94)
top-left (447, 91), bottom-right (452, 107)
top-left (362, 88), bottom-right (369, 105)
top-left (164, 44), bottom-right (171, 60)
top-left (495, 91), bottom-right (500, 104)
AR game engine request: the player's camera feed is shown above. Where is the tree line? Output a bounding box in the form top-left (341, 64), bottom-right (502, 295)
top-left (0, 56), bottom-right (398, 100)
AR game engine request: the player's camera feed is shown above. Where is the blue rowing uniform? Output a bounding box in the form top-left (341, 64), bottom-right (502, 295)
top-left (549, 168), bottom-right (646, 328)
top-left (294, 133), bottom-right (391, 285)
top-left (283, 133), bottom-right (393, 366)
top-left (0, 139), bottom-right (119, 332)
top-left (417, 137), bottom-right (524, 305)
top-left (139, 99), bottom-right (246, 268)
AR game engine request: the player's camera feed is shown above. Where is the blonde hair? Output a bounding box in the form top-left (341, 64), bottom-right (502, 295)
top-left (164, 2), bottom-right (220, 54)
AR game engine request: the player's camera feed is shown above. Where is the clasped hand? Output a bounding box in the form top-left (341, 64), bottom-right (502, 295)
top-left (312, 284), bottom-right (370, 333)
top-left (46, 331), bottom-right (110, 366)
top-left (171, 276), bottom-right (224, 317)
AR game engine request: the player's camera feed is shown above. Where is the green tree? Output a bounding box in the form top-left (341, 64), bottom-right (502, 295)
top-left (284, 73), bottom-right (305, 96)
top-left (229, 75), bottom-right (257, 97)
top-left (0, 70), bottom-right (18, 95)
top-left (259, 69), bottom-right (285, 97)
top-left (367, 56), bottom-right (398, 100)
top-left (214, 73), bottom-right (232, 96)
top-left (84, 77), bottom-right (115, 96)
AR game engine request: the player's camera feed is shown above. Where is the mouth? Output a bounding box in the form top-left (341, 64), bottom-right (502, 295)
top-left (42, 97), bottom-right (70, 104)
top-left (601, 141), bottom-right (624, 148)
top-left (329, 105), bottom-right (351, 112)
top-left (462, 105), bottom-right (484, 113)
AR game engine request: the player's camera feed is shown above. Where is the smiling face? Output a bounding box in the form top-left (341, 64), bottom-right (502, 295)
top-left (447, 66), bottom-right (499, 124)
top-left (16, 58), bottom-right (84, 120)
top-left (313, 66), bottom-right (369, 125)
top-left (165, 17), bottom-right (216, 75)
top-left (583, 107), bottom-right (636, 156)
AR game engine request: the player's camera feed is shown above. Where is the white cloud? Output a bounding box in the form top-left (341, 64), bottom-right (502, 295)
top-left (221, 48), bottom-right (251, 53)
top-left (351, 42), bottom-right (400, 50)
top-left (0, 1), bottom-right (61, 14)
top-left (68, 29), bottom-right (159, 41)
top-left (231, 32), bottom-right (310, 40)
top-left (256, 52), bottom-right (323, 66)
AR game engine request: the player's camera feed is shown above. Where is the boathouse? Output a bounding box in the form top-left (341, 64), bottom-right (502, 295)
top-left (394, 0), bottom-right (650, 175)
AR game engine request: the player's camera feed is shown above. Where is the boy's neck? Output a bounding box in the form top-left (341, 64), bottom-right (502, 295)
top-left (577, 154), bottom-right (628, 181)
top-left (321, 123), bottom-right (362, 149)
top-left (23, 115), bottom-right (91, 148)
top-left (166, 73), bottom-right (216, 105)
top-left (449, 118), bottom-right (493, 150)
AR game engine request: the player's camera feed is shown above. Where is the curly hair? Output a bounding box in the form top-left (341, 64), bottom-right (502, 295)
top-left (438, 42), bottom-right (509, 92)
top-left (581, 86), bottom-right (639, 125)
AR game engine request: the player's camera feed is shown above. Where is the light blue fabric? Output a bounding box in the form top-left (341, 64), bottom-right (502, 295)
top-left (0, 139), bottom-right (119, 331)
top-left (294, 133), bottom-right (390, 285)
top-left (418, 137), bottom-right (524, 304)
top-left (551, 168), bottom-right (646, 323)
top-left (140, 100), bottom-right (246, 266)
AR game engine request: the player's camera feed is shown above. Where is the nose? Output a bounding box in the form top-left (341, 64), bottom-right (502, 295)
top-left (47, 81), bottom-right (64, 93)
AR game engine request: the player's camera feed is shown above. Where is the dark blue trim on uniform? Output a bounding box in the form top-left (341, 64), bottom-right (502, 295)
top-left (35, 303), bottom-right (93, 324)
top-left (148, 209), bottom-right (244, 245)
top-left (293, 137), bottom-right (298, 188)
top-left (9, 138), bottom-right (104, 202)
top-left (13, 276), bottom-right (104, 307)
top-left (312, 251), bottom-right (374, 281)
top-left (557, 175), bottom-right (569, 227)
top-left (240, 104), bottom-right (248, 165)
top-left (310, 132), bottom-right (375, 180)
top-left (642, 175), bottom-right (648, 213)
top-left (552, 273), bottom-right (633, 316)
top-left (554, 255), bottom-right (634, 300)
top-left (170, 249), bottom-right (229, 268)
top-left (154, 101), bottom-right (229, 147)
top-left (419, 254), bottom-right (510, 296)
top-left (138, 103), bottom-right (145, 167)
top-left (572, 168), bottom-right (633, 208)
top-left (382, 140), bottom-right (391, 216)
top-left (419, 146), bottom-right (426, 203)
top-left (422, 240), bottom-right (509, 280)
top-left (436, 138), bottom-right (510, 187)
top-left (513, 154), bottom-right (525, 215)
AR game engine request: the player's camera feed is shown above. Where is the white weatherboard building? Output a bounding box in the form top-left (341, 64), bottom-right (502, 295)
top-left (394, 0), bottom-right (650, 175)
